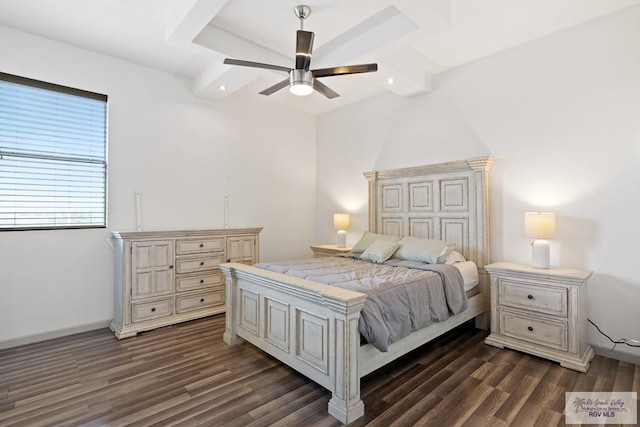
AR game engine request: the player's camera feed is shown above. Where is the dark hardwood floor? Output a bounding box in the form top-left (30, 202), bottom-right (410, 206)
top-left (1, 315), bottom-right (638, 426)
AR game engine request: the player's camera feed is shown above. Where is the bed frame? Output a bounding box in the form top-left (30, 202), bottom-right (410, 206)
top-left (219, 156), bottom-right (493, 424)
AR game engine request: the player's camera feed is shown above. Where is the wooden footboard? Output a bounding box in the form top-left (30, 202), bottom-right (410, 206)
top-left (220, 157), bottom-right (493, 423)
top-left (220, 262), bottom-right (368, 424)
top-left (220, 262), bottom-right (489, 424)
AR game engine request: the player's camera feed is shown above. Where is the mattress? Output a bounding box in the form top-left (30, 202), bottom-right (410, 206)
top-left (453, 260), bottom-right (479, 292)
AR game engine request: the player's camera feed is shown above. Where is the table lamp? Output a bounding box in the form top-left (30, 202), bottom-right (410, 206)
top-left (524, 212), bottom-right (556, 269)
top-left (333, 213), bottom-right (350, 248)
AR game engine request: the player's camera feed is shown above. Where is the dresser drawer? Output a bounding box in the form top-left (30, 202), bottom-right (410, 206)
top-left (131, 298), bottom-right (174, 323)
top-left (176, 238), bottom-right (224, 255)
top-left (499, 279), bottom-right (567, 317)
top-left (500, 309), bottom-right (568, 351)
top-left (176, 271), bottom-right (224, 292)
top-left (176, 254), bottom-right (225, 274)
top-left (176, 289), bottom-right (225, 314)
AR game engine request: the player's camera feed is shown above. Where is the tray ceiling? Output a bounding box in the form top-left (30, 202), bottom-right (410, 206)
top-left (0, 0), bottom-right (637, 115)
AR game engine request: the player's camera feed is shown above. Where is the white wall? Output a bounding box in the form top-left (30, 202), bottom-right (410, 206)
top-left (317, 6), bottom-right (640, 363)
top-left (0, 26), bottom-right (317, 345)
top-left (4, 5), bottom-right (640, 364)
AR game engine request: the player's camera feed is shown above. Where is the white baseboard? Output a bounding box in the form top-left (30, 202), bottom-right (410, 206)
top-left (0, 320), bottom-right (112, 350)
top-left (593, 346), bottom-right (640, 365)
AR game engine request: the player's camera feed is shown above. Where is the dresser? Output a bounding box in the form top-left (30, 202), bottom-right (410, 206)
top-left (310, 244), bottom-right (352, 258)
top-left (484, 262), bottom-right (594, 372)
top-left (110, 227), bottom-right (262, 339)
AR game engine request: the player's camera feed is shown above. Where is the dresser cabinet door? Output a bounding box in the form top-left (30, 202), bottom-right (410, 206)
top-left (227, 236), bottom-right (256, 264)
top-left (131, 240), bottom-right (175, 300)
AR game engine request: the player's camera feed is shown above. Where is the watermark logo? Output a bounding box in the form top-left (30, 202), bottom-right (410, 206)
top-left (566, 392), bottom-right (637, 424)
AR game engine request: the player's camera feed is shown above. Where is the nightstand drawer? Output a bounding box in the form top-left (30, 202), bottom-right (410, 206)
top-left (500, 279), bottom-right (567, 317)
top-left (500, 309), bottom-right (568, 351)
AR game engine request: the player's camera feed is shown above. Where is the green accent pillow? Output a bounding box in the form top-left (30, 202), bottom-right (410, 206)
top-left (359, 240), bottom-right (400, 264)
top-left (351, 231), bottom-right (400, 254)
top-left (394, 236), bottom-right (455, 264)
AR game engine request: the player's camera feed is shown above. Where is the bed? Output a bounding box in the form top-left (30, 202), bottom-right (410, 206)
top-left (219, 156), bottom-right (493, 424)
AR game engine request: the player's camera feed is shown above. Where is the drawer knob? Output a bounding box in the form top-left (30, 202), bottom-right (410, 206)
top-left (200, 279), bottom-right (204, 284)
top-left (200, 243), bottom-right (204, 248)
top-left (151, 307), bottom-right (156, 312)
top-left (200, 298), bottom-right (205, 303)
top-left (169, 265), bottom-right (174, 269)
top-left (527, 326), bottom-right (533, 332)
top-left (200, 261), bottom-right (204, 266)
top-left (527, 294), bottom-right (533, 300)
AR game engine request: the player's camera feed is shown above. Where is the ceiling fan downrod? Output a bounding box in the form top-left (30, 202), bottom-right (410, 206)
top-left (294, 5), bottom-right (311, 30)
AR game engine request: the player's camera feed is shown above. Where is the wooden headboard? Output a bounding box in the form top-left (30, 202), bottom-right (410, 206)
top-left (363, 157), bottom-right (494, 269)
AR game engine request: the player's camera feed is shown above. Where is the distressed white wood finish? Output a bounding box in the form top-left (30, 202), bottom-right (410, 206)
top-left (110, 227), bottom-right (261, 339)
top-left (484, 262), bottom-right (594, 372)
top-left (131, 240), bottom-right (174, 300)
top-left (309, 244), bottom-right (353, 258)
top-left (364, 157), bottom-right (493, 268)
top-left (221, 157), bottom-right (493, 424)
top-left (222, 265), bottom-right (367, 424)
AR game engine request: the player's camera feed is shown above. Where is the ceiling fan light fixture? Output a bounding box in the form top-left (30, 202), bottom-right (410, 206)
top-left (290, 82), bottom-right (313, 96)
top-left (289, 69), bottom-right (314, 96)
top-left (223, 4), bottom-right (377, 99)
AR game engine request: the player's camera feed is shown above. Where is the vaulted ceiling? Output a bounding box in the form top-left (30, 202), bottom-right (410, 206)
top-left (1, 0), bottom-right (638, 115)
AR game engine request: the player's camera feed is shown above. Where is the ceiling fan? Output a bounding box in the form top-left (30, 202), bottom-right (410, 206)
top-left (223, 5), bottom-right (378, 99)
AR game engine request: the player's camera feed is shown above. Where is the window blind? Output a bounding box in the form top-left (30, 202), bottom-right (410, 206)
top-left (0, 72), bottom-right (107, 230)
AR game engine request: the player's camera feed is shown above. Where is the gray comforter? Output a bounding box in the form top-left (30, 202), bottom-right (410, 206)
top-left (253, 256), bottom-right (468, 352)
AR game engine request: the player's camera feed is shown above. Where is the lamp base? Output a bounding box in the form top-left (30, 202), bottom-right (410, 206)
top-left (531, 239), bottom-right (550, 269)
top-left (336, 230), bottom-right (347, 248)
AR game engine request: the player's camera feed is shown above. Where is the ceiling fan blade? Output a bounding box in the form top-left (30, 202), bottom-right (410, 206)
top-left (259, 78), bottom-right (290, 96)
top-left (224, 58), bottom-right (291, 73)
top-left (311, 63), bottom-right (378, 78)
top-left (313, 79), bottom-right (340, 99)
top-left (295, 30), bottom-right (315, 71)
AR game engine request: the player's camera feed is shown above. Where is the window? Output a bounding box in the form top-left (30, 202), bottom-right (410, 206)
top-left (0, 72), bottom-right (107, 230)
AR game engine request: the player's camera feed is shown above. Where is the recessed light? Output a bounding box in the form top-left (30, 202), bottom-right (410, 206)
top-left (387, 77), bottom-right (394, 85)
top-left (219, 85), bottom-right (227, 91)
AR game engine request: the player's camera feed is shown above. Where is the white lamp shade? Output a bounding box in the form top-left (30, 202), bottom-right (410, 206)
top-left (333, 213), bottom-right (350, 230)
top-left (524, 212), bottom-right (556, 239)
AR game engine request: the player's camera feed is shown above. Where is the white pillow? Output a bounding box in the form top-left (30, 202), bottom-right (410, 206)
top-left (351, 231), bottom-right (400, 254)
top-left (394, 236), bottom-right (455, 264)
top-left (359, 240), bottom-right (400, 264)
top-left (444, 250), bottom-right (466, 265)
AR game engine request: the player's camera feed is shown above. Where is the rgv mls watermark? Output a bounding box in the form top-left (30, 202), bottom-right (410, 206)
top-left (566, 392), bottom-right (637, 424)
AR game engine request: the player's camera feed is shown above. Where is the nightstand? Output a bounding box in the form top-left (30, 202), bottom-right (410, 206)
top-left (310, 244), bottom-right (352, 258)
top-left (484, 262), bottom-right (594, 372)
